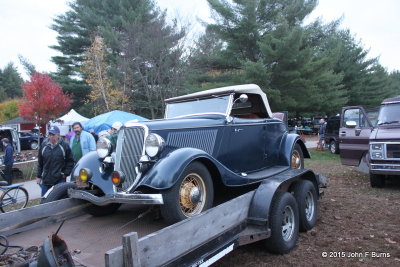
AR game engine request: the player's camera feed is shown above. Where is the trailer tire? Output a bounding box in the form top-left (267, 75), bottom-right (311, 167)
top-left (265, 192), bottom-right (299, 254)
top-left (40, 182), bottom-right (76, 204)
top-left (293, 180), bottom-right (318, 232)
top-left (370, 174), bottom-right (385, 188)
top-left (291, 143), bottom-right (304, 169)
top-left (84, 203), bottom-right (121, 217)
top-left (160, 161), bottom-right (214, 224)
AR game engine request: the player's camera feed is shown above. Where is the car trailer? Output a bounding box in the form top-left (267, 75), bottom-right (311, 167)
top-left (0, 169), bottom-right (325, 266)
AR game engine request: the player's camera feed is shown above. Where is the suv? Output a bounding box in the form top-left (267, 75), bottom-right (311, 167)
top-left (339, 97), bottom-right (398, 187)
top-left (45, 84), bottom-right (310, 223)
top-left (324, 115), bottom-right (340, 154)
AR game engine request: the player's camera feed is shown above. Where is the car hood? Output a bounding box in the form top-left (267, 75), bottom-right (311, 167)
top-left (129, 114), bottom-right (228, 131)
top-left (370, 126), bottom-right (400, 142)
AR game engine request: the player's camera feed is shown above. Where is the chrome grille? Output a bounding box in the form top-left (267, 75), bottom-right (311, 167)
top-left (115, 127), bottom-right (145, 191)
top-left (166, 129), bottom-right (218, 155)
top-left (387, 144), bottom-right (400, 159)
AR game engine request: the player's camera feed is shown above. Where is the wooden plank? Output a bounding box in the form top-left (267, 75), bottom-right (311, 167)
top-left (0, 198), bottom-right (87, 235)
top-left (138, 191), bottom-right (254, 267)
top-left (123, 232), bottom-right (140, 267)
top-left (105, 246), bottom-right (123, 267)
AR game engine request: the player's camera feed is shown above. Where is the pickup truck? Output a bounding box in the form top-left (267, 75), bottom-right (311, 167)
top-left (339, 96), bottom-right (400, 187)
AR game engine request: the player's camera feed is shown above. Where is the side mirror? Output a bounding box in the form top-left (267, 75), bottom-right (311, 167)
top-left (238, 94), bottom-right (248, 103)
top-left (345, 121), bottom-right (357, 128)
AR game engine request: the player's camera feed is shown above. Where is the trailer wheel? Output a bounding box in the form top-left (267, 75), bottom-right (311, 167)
top-left (293, 180), bottom-right (318, 232)
top-left (265, 192), bottom-right (299, 254)
top-left (291, 143), bottom-right (304, 169)
top-left (40, 182), bottom-right (76, 204)
top-left (370, 174), bottom-right (385, 188)
top-left (160, 162), bottom-right (214, 224)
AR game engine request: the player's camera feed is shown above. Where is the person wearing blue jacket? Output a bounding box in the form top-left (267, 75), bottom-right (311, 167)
top-left (69, 122), bottom-right (96, 163)
top-left (1, 138), bottom-right (14, 185)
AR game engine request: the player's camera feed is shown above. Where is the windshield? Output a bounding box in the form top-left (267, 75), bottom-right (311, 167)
top-left (165, 95), bottom-right (231, 118)
top-left (377, 103), bottom-right (400, 125)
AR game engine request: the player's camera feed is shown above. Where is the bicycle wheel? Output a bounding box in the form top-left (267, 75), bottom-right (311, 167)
top-left (0, 187), bottom-right (29, 213)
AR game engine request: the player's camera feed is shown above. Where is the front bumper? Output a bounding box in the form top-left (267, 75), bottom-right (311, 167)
top-left (68, 188), bottom-right (164, 206)
top-left (370, 163), bottom-right (400, 175)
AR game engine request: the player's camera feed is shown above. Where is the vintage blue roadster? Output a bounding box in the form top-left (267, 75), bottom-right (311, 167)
top-left (44, 84), bottom-right (312, 225)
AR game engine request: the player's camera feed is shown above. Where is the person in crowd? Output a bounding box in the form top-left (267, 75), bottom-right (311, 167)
top-left (89, 129), bottom-right (99, 142)
top-left (317, 118), bottom-right (327, 150)
top-left (36, 126), bottom-right (74, 196)
top-left (1, 138), bottom-right (14, 185)
top-left (107, 121), bottom-right (123, 146)
top-left (69, 122), bottom-right (96, 163)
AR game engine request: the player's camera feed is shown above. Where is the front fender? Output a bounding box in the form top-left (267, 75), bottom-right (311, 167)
top-left (279, 133), bottom-right (310, 166)
top-left (72, 151), bottom-right (114, 194)
top-left (139, 148), bottom-right (215, 190)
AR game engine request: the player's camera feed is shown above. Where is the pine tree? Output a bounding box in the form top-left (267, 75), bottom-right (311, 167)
top-left (0, 62), bottom-right (23, 98)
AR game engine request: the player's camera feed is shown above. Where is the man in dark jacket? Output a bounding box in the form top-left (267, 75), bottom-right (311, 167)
top-left (36, 126), bottom-right (74, 196)
top-left (1, 138), bottom-right (14, 185)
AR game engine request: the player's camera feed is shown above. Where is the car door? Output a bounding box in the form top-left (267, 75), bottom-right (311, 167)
top-left (224, 118), bottom-right (267, 173)
top-left (12, 130), bottom-right (21, 152)
top-left (339, 106), bottom-right (373, 166)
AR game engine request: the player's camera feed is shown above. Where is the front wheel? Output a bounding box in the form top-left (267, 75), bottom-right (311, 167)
top-left (291, 143), bottom-right (304, 169)
top-left (264, 192), bottom-right (299, 254)
top-left (160, 162), bottom-right (214, 224)
top-left (0, 187), bottom-right (29, 213)
top-left (370, 174), bottom-right (385, 188)
top-left (293, 180), bottom-right (318, 232)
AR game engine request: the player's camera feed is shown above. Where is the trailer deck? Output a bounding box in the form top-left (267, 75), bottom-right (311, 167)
top-left (5, 204), bottom-right (166, 266)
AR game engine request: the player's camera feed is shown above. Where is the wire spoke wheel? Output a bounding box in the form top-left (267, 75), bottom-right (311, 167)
top-left (179, 173), bottom-right (206, 216)
top-left (0, 187), bottom-right (29, 213)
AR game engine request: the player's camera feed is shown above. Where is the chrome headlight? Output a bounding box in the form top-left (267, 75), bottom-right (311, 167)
top-left (145, 133), bottom-right (164, 157)
top-left (371, 144), bottom-right (383, 150)
top-left (96, 136), bottom-right (112, 158)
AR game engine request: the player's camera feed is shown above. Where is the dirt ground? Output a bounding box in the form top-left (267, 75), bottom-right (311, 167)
top-left (216, 149), bottom-right (400, 267)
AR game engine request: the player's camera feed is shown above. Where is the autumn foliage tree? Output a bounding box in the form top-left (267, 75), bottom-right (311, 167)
top-left (81, 36), bottom-right (126, 115)
top-left (0, 99), bottom-right (21, 123)
top-left (19, 73), bottom-right (71, 132)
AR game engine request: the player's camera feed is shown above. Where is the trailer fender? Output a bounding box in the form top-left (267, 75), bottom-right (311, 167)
top-left (247, 169), bottom-right (318, 226)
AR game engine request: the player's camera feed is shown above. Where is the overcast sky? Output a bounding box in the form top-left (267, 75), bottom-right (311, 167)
top-left (0, 0), bottom-right (399, 80)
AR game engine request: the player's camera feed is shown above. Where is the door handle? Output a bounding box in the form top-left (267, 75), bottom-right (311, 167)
top-left (340, 131), bottom-right (346, 137)
top-left (234, 128), bottom-right (243, 132)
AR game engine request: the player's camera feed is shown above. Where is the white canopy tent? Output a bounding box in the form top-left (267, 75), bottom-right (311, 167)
top-left (51, 109), bottom-right (90, 136)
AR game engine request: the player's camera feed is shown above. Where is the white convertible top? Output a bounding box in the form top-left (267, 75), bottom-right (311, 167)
top-left (165, 84), bottom-right (273, 117)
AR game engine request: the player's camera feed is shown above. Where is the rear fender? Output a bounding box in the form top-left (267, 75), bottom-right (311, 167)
top-left (71, 151), bottom-right (114, 194)
top-left (247, 169), bottom-right (319, 227)
top-left (279, 134), bottom-right (310, 166)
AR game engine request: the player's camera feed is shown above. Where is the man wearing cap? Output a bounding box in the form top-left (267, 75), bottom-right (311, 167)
top-left (36, 126), bottom-right (74, 196)
top-left (69, 122), bottom-right (96, 163)
top-left (1, 138), bottom-right (14, 185)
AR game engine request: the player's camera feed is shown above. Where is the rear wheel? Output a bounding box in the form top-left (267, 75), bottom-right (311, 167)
top-left (370, 174), bottom-right (385, 188)
top-left (291, 143), bottom-right (304, 169)
top-left (329, 140), bottom-right (339, 154)
top-left (30, 141), bottom-right (38, 150)
top-left (0, 187), bottom-right (29, 213)
top-left (160, 162), bottom-right (214, 224)
top-left (264, 192), bottom-right (299, 254)
top-left (293, 180), bottom-right (318, 232)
